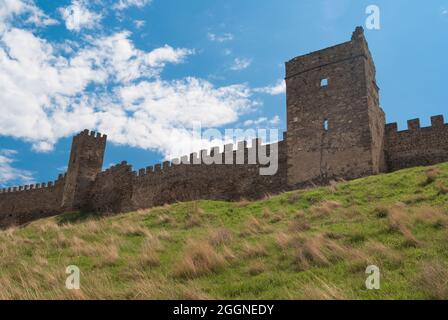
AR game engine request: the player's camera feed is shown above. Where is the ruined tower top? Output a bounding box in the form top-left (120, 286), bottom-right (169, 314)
top-left (351, 26), bottom-right (365, 41)
top-left (61, 130), bottom-right (107, 211)
top-left (285, 26), bottom-right (385, 187)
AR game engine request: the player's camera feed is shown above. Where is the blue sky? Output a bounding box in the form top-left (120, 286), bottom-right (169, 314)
top-left (0, 0), bottom-right (447, 188)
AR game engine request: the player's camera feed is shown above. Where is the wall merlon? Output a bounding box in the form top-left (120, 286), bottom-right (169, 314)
top-left (163, 161), bottom-right (172, 169)
top-left (431, 115), bottom-right (445, 127)
top-left (407, 118), bottom-right (420, 130)
top-left (385, 122), bottom-right (398, 133)
top-left (190, 152), bottom-right (201, 165)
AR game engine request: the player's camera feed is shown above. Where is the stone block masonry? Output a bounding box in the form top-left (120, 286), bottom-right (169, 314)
top-left (1, 26), bottom-right (447, 228)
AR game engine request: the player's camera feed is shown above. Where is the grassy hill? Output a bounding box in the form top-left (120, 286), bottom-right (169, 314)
top-left (1, 163), bottom-right (448, 300)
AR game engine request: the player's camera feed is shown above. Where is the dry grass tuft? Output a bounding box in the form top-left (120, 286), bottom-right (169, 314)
top-left (416, 261), bottom-right (448, 299)
top-left (436, 181), bottom-right (448, 195)
top-left (54, 231), bottom-right (71, 248)
top-left (208, 227), bottom-right (233, 247)
top-left (239, 216), bottom-right (270, 237)
top-left (247, 260), bottom-right (266, 276)
top-left (185, 203), bottom-right (203, 228)
top-left (414, 206), bottom-right (448, 229)
top-left (36, 220), bottom-right (60, 233)
top-left (387, 206), bottom-right (420, 247)
top-left (157, 230), bottom-right (173, 241)
top-left (288, 217), bottom-right (310, 233)
top-left (328, 180), bottom-right (339, 193)
top-left (99, 244), bottom-right (120, 267)
top-left (300, 279), bottom-right (347, 300)
top-left (364, 241), bottom-right (402, 265)
top-left (309, 200), bottom-right (342, 218)
top-left (114, 223), bottom-right (151, 237)
top-left (373, 205), bottom-right (389, 218)
top-left (222, 245), bottom-right (236, 261)
top-left (422, 167), bottom-right (441, 186)
top-left (185, 213), bottom-right (202, 229)
top-left (241, 241), bottom-right (268, 258)
top-left (295, 234), bottom-right (357, 271)
top-left (262, 208), bottom-right (272, 219)
top-left (287, 191), bottom-right (301, 204)
top-left (275, 232), bottom-right (294, 250)
top-left (139, 237), bottom-right (161, 267)
top-left (173, 241), bottom-right (226, 279)
top-left (269, 210), bottom-right (285, 224)
top-left (158, 214), bottom-right (174, 225)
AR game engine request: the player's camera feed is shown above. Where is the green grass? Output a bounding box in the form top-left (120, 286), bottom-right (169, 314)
top-left (1, 163), bottom-right (448, 299)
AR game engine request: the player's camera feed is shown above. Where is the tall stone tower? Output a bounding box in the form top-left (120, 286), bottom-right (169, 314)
top-left (285, 26), bottom-right (386, 187)
top-left (61, 130), bottom-right (107, 211)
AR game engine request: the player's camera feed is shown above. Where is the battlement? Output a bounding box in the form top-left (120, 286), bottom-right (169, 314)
top-left (385, 115), bottom-right (447, 134)
top-left (75, 129), bottom-right (107, 141)
top-left (0, 173), bottom-right (66, 195)
top-left (132, 138), bottom-right (281, 180)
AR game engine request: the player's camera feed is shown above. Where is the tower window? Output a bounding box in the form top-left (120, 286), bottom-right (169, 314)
top-left (323, 119), bottom-right (329, 131)
top-left (320, 78), bottom-right (328, 87)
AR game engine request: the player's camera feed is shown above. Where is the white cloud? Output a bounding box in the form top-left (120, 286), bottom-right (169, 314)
top-left (230, 57), bottom-right (252, 71)
top-left (207, 32), bottom-right (234, 42)
top-left (442, 9), bottom-right (448, 15)
top-left (114, 0), bottom-right (152, 10)
top-left (0, 0), bottom-right (57, 28)
top-left (254, 79), bottom-right (286, 95)
top-left (0, 14), bottom-right (257, 158)
top-left (59, 0), bottom-right (102, 32)
top-left (134, 19), bottom-right (145, 29)
top-left (243, 116), bottom-right (280, 127)
top-left (0, 149), bottom-right (34, 187)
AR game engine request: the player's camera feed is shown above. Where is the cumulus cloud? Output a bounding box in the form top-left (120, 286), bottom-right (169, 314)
top-left (0, 149), bottom-right (34, 187)
top-left (134, 19), bottom-right (145, 29)
top-left (254, 79), bottom-right (286, 95)
top-left (0, 0), bottom-right (57, 28)
top-left (207, 32), bottom-right (234, 42)
top-left (0, 5), bottom-right (258, 159)
top-left (230, 57), bottom-right (252, 71)
top-left (59, 0), bottom-right (102, 32)
top-left (114, 0), bottom-right (152, 10)
top-left (243, 116), bottom-right (280, 127)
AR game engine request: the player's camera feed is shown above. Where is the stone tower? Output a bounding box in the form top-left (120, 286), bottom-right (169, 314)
top-left (61, 130), bottom-right (107, 211)
top-left (285, 26), bottom-right (386, 187)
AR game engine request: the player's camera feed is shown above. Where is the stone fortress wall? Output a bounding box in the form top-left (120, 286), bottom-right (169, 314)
top-left (1, 27), bottom-right (447, 228)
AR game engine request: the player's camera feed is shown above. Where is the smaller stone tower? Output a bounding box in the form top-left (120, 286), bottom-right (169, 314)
top-left (61, 130), bottom-right (107, 211)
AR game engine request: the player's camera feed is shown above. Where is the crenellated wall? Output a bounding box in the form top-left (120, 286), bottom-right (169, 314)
top-left (130, 140), bottom-right (287, 212)
top-left (0, 174), bottom-right (66, 227)
top-left (85, 139), bottom-right (287, 214)
top-left (385, 115), bottom-right (448, 171)
top-left (1, 27), bottom-right (448, 229)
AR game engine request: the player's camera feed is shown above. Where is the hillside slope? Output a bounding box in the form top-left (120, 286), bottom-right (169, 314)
top-left (1, 163), bottom-right (448, 300)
